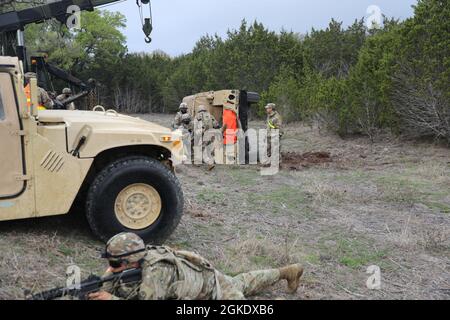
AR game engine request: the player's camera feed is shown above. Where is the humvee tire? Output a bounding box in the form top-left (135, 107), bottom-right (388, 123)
top-left (86, 156), bottom-right (183, 243)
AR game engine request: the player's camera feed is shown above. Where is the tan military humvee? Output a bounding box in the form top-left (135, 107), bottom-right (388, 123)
top-left (182, 89), bottom-right (260, 132)
top-left (0, 57), bottom-right (184, 243)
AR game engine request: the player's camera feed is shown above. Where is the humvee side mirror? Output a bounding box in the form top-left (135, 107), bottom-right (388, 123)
top-left (29, 77), bottom-right (39, 117)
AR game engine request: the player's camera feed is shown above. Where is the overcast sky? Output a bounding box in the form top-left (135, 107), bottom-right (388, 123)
top-left (104, 0), bottom-right (418, 56)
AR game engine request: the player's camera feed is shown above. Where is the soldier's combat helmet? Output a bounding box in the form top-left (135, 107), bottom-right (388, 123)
top-left (265, 103), bottom-right (276, 110)
top-left (62, 88), bottom-right (72, 95)
top-left (102, 233), bottom-right (147, 263)
top-left (179, 102), bottom-right (188, 111)
top-left (198, 105), bottom-right (207, 113)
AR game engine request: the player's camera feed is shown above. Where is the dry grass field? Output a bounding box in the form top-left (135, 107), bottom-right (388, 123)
top-left (0, 114), bottom-right (449, 300)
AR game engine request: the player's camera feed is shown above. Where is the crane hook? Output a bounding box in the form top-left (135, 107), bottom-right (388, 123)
top-left (143, 18), bottom-right (153, 44)
top-left (137, 0), bottom-right (153, 44)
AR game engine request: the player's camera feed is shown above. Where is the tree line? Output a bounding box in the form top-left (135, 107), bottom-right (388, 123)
top-left (14, 0), bottom-right (450, 143)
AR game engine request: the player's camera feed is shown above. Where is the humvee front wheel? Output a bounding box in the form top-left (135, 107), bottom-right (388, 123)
top-left (114, 183), bottom-right (162, 230)
top-left (86, 156), bottom-right (183, 243)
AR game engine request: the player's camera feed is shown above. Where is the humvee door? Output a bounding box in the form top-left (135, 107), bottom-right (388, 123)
top-left (0, 72), bottom-right (26, 199)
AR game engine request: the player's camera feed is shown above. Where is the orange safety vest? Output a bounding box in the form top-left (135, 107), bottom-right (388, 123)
top-left (24, 83), bottom-right (46, 111)
top-left (223, 109), bottom-right (238, 145)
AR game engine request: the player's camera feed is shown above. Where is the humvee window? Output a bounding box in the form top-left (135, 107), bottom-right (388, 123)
top-left (0, 90), bottom-right (5, 120)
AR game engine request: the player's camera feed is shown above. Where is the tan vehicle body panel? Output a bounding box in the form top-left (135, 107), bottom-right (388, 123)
top-left (38, 110), bottom-right (178, 158)
top-left (182, 89), bottom-right (240, 124)
top-left (0, 57), bottom-right (182, 222)
top-left (33, 124), bottom-right (93, 217)
top-left (0, 72), bottom-right (24, 197)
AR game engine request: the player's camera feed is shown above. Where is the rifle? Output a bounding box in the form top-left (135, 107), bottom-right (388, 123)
top-left (28, 268), bottom-right (142, 300)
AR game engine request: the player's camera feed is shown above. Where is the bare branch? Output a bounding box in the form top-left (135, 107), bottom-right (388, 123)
top-left (391, 63), bottom-right (450, 143)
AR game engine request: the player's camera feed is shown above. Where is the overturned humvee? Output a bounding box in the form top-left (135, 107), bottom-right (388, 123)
top-left (182, 90), bottom-right (260, 164)
top-left (182, 90), bottom-right (260, 132)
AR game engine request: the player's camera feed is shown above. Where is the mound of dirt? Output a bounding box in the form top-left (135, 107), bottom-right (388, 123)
top-left (282, 152), bottom-right (333, 170)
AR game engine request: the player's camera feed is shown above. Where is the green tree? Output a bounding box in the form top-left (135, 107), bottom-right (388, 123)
top-left (303, 19), bottom-right (366, 78)
top-left (390, 0), bottom-right (450, 142)
top-left (24, 10), bottom-right (127, 103)
top-left (400, 0), bottom-right (449, 96)
top-left (344, 21), bottom-right (402, 139)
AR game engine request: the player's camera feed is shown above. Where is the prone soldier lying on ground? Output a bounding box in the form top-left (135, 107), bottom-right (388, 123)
top-left (29, 233), bottom-right (304, 300)
top-left (86, 233), bottom-right (304, 300)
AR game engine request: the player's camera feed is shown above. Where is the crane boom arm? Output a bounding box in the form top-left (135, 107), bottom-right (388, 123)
top-left (0, 0), bottom-right (120, 33)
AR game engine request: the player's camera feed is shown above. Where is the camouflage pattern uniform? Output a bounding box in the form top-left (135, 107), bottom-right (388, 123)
top-left (265, 103), bottom-right (283, 158)
top-left (101, 233), bottom-right (147, 300)
top-left (56, 88), bottom-right (75, 110)
top-left (173, 112), bottom-right (184, 129)
top-left (194, 105), bottom-right (219, 165)
top-left (38, 87), bottom-right (54, 109)
top-left (102, 233), bottom-right (303, 300)
top-left (195, 105), bottom-right (219, 132)
top-left (38, 87), bottom-right (53, 109)
top-left (173, 103), bottom-right (189, 129)
top-left (179, 113), bottom-right (194, 162)
top-left (179, 113), bottom-right (193, 132)
top-left (24, 72), bottom-right (54, 110)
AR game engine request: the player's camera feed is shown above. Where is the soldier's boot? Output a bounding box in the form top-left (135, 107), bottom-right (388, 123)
top-left (279, 264), bottom-right (304, 293)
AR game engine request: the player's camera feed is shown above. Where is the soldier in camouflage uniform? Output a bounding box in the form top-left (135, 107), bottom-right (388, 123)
top-left (56, 88), bottom-right (76, 110)
top-left (194, 105), bottom-right (220, 166)
top-left (265, 103), bottom-right (283, 160)
top-left (179, 113), bottom-right (194, 162)
top-left (172, 103), bottom-right (189, 129)
top-left (179, 113), bottom-right (193, 132)
top-left (88, 233), bottom-right (304, 300)
top-left (194, 105), bottom-right (219, 132)
top-left (24, 72), bottom-right (54, 110)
